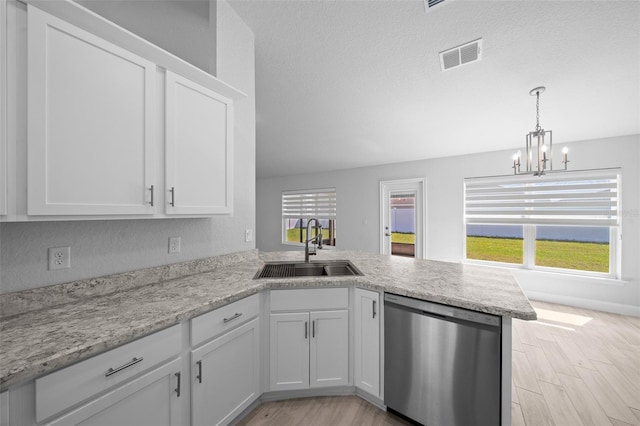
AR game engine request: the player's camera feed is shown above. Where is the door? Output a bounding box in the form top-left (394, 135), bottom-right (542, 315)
top-left (191, 318), bottom-right (260, 426)
top-left (354, 289), bottom-right (380, 397)
top-left (380, 178), bottom-right (426, 259)
top-left (269, 312), bottom-right (310, 391)
top-left (47, 359), bottom-right (182, 426)
top-left (309, 310), bottom-right (349, 388)
top-left (165, 71), bottom-right (233, 215)
top-left (27, 6), bottom-right (156, 215)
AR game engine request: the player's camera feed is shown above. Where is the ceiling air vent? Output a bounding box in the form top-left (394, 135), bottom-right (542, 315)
top-left (439, 38), bottom-right (482, 71)
top-left (423, 0), bottom-right (453, 13)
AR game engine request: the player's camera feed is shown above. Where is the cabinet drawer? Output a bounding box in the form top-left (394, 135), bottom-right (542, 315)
top-left (270, 288), bottom-right (348, 311)
top-left (36, 324), bottom-right (181, 422)
top-left (191, 293), bottom-right (260, 346)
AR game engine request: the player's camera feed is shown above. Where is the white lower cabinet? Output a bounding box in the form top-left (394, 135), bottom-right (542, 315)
top-left (191, 317), bottom-right (260, 426)
top-left (32, 324), bottom-right (183, 426)
top-left (1, 390), bottom-right (8, 426)
top-left (309, 310), bottom-right (350, 388)
top-left (269, 312), bottom-right (310, 390)
top-left (354, 288), bottom-right (380, 398)
top-left (45, 359), bottom-right (182, 426)
top-left (270, 310), bottom-right (349, 391)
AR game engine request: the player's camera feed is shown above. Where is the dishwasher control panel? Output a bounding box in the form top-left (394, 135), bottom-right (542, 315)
top-left (384, 293), bottom-right (501, 327)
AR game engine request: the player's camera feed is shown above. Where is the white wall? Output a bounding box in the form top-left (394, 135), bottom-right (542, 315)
top-left (78, 0), bottom-right (215, 73)
top-left (0, 0), bottom-right (256, 293)
top-left (257, 135), bottom-right (640, 315)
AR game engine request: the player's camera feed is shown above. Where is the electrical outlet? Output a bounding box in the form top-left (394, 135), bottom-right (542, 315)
top-left (48, 246), bottom-right (71, 270)
top-left (245, 229), bottom-right (253, 243)
top-left (169, 236), bottom-right (181, 254)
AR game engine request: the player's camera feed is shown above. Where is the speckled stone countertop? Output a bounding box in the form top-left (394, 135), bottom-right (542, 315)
top-left (0, 249), bottom-right (535, 390)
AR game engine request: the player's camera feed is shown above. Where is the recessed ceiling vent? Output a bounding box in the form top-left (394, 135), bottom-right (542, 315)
top-left (439, 38), bottom-right (483, 71)
top-left (423, 0), bottom-right (454, 13)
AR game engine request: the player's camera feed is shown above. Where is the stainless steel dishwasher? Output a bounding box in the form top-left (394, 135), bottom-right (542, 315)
top-left (384, 293), bottom-right (501, 426)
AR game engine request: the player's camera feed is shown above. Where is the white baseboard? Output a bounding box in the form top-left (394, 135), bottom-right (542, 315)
top-left (261, 386), bottom-right (356, 402)
top-left (526, 290), bottom-right (640, 317)
top-left (355, 388), bottom-right (385, 410)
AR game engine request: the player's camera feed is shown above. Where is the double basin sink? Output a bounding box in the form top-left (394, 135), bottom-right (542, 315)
top-left (254, 260), bottom-right (364, 279)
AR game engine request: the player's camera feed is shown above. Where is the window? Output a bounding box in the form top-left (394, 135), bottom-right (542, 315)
top-left (464, 169), bottom-right (620, 277)
top-left (466, 224), bottom-right (523, 265)
top-left (282, 188), bottom-right (337, 246)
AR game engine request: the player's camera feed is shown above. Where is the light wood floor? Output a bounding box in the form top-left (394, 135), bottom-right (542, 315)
top-left (239, 301), bottom-right (640, 426)
top-left (236, 395), bottom-right (411, 426)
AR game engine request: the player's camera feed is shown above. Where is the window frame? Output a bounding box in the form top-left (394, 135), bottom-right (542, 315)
top-left (463, 169), bottom-right (622, 279)
top-left (281, 188), bottom-right (337, 248)
top-left (464, 224), bottom-right (620, 279)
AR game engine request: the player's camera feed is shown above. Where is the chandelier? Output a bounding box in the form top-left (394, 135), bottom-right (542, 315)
top-left (512, 86), bottom-right (569, 176)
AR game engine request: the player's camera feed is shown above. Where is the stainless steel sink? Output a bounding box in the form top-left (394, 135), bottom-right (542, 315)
top-left (254, 260), bottom-right (364, 279)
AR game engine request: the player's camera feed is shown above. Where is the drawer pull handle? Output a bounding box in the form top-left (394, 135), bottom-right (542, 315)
top-left (105, 357), bottom-right (143, 377)
top-left (223, 312), bottom-right (243, 324)
top-left (174, 372), bottom-right (181, 397)
top-left (196, 360), bottom-right (203, 383)
top-left (148, 185), bottom-right (154, 206)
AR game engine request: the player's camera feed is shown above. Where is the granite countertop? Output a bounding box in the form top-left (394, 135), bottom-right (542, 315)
top-left (0, 249), bottom-right (536, 390)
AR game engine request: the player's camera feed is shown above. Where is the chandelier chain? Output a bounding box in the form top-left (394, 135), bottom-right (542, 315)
top-left (535, 90), bottom-right (540, 131)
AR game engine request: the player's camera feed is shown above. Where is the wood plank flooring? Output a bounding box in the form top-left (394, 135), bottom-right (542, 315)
top-left (236, 395), bottom-right (411, 426)
top-left (239, 301), bottom-right (640, 426)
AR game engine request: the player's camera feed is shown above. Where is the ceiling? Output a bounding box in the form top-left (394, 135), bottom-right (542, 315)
top-left (227, 0), bottom-right (640, 178)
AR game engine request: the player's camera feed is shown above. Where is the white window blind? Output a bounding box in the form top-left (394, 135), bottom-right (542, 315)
top-left (282, 188), bottom-right (337, 220)
top-left (464, 169), bottom-right (620, 227)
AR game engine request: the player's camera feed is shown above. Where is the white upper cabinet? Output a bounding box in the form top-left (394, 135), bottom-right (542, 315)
top-left (27, 6), bottom-right (156, 216)
top-left (0, 2), bottom-right (244, 221)
top-left (165, 71), bottom-right (233, 215)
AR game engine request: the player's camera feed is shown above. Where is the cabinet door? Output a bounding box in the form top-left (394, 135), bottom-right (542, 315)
top-left (165, 71), bottom-right (233, 215)
top-left (46, 359), bottom-right (181, 426)
top-left (0, 0), bottom-right (7, 216)
top-left (191, 318), bottom-right (260, 426)
top-left (0, 390), bottom-right (8, 426)
top-left (310, 310), bottom-right (349, 388)
top-left (27, 6), bottom-right (156, 216)
top-left (354, 288), bottom-right (380, 397)
top-left (269, 312), bottom-right (310, 391)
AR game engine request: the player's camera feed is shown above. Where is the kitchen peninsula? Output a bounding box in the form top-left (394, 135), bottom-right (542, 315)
top-left (0, 250), bottom-right (535, 425)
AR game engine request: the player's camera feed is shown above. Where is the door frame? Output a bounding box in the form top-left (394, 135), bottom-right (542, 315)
top-left (379, 178), bottom-right (427, 259)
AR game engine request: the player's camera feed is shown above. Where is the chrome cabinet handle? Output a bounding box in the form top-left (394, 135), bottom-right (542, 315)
top-left (105, 357), bottom-right (143, 377)
top-left (148, 185), bottom-right (154, 206)
top-left (169, 187), bottom-right (175, 207)
top-left (196, 360), bottom-right (203, 383)
top-left (304, 321), bottom-right (308, 339)
top-left (312, 320), bottom-right (316, 338)
top-left (373, 300), bottom-right (377, 319)
top-left (223, 313), bottom-right (242, 324)
top-left (174, 372), bottom-right (181, 397)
